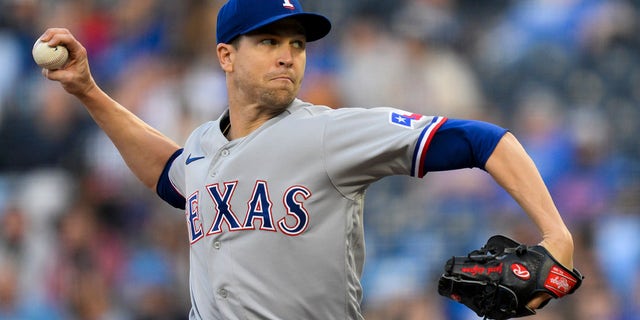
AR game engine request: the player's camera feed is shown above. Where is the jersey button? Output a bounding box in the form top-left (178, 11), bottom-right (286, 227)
top-left (213, 241), bottom-right (221, 249)
top-left (221, 149), bottom-right (230, 157)
top-left (218, 288), bottom-right (228, 298)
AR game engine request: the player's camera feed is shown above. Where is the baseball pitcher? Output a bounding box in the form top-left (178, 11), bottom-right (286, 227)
top-left (38, 0), bottom-right (581, 319)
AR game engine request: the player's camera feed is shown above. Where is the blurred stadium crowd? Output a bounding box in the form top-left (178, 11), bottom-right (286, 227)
top-left (0, 0), bottom-right (639, 319)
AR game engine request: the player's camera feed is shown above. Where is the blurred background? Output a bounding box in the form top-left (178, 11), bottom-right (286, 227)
top-left (0, 0), bottom-right (639, 319)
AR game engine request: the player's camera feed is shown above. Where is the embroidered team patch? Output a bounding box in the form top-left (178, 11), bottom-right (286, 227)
top-left (389, 111), bottom-right (423, 129)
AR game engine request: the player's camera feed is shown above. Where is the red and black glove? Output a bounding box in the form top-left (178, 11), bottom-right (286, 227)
top-left (438, 235), bottom-right (583, 319)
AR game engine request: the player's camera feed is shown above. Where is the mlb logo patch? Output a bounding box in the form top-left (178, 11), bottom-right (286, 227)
top-left (389, 111), bottom-right (423, 129)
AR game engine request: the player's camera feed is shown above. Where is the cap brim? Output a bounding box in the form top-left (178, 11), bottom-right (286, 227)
top-left (241, 12), bottom-right (331, 42)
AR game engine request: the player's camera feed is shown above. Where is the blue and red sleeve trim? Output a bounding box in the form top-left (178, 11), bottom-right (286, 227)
top-left (411, 116), bottom-right (447, 177)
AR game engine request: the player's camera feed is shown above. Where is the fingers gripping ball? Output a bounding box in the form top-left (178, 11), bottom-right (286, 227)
top-left (437, 235), bottom-right (583, 319)
top-left (32, 39), bottom-right (69, 70)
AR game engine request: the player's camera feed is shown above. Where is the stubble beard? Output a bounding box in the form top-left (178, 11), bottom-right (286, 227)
top-left (232, 71), bottom-right (301, 116)
top-left (253, 76), bottom-right (302, 116)
top-left (259, 89), bottom-right (296, 114)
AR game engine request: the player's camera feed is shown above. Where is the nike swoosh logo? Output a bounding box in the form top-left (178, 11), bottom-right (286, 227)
top-left (186, 154), bottom-right (205, 165)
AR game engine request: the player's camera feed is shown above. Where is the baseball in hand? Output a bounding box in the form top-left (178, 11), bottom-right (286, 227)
top-left (32, 39), bottom-right (69, 70)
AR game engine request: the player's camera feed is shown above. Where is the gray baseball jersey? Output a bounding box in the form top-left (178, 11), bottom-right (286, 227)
top-left (164, 98), bottom-right (446, 319)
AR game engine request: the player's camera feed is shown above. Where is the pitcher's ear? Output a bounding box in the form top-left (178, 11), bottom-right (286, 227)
top-left (217, 43), bottom-right (234, 72)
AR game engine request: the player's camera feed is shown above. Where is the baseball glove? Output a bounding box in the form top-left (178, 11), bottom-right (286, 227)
top-left (437, 235), bottom-right (583, 319)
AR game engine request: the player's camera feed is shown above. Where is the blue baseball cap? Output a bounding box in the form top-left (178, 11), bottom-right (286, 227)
top-left (216, 0), bottom-right (331, 44)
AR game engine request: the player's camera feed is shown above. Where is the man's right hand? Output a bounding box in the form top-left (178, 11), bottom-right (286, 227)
top-left (39, 28), bottom-right (97, 98)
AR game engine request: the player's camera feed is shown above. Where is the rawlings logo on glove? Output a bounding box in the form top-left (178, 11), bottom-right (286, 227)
top-left (511, 264), bottom-right (530, 280)
top-left (437, 235), bottom-right (583, 319)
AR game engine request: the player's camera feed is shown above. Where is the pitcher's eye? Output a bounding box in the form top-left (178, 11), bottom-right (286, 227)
top-left (292, 40), bottom-right (306, 49)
